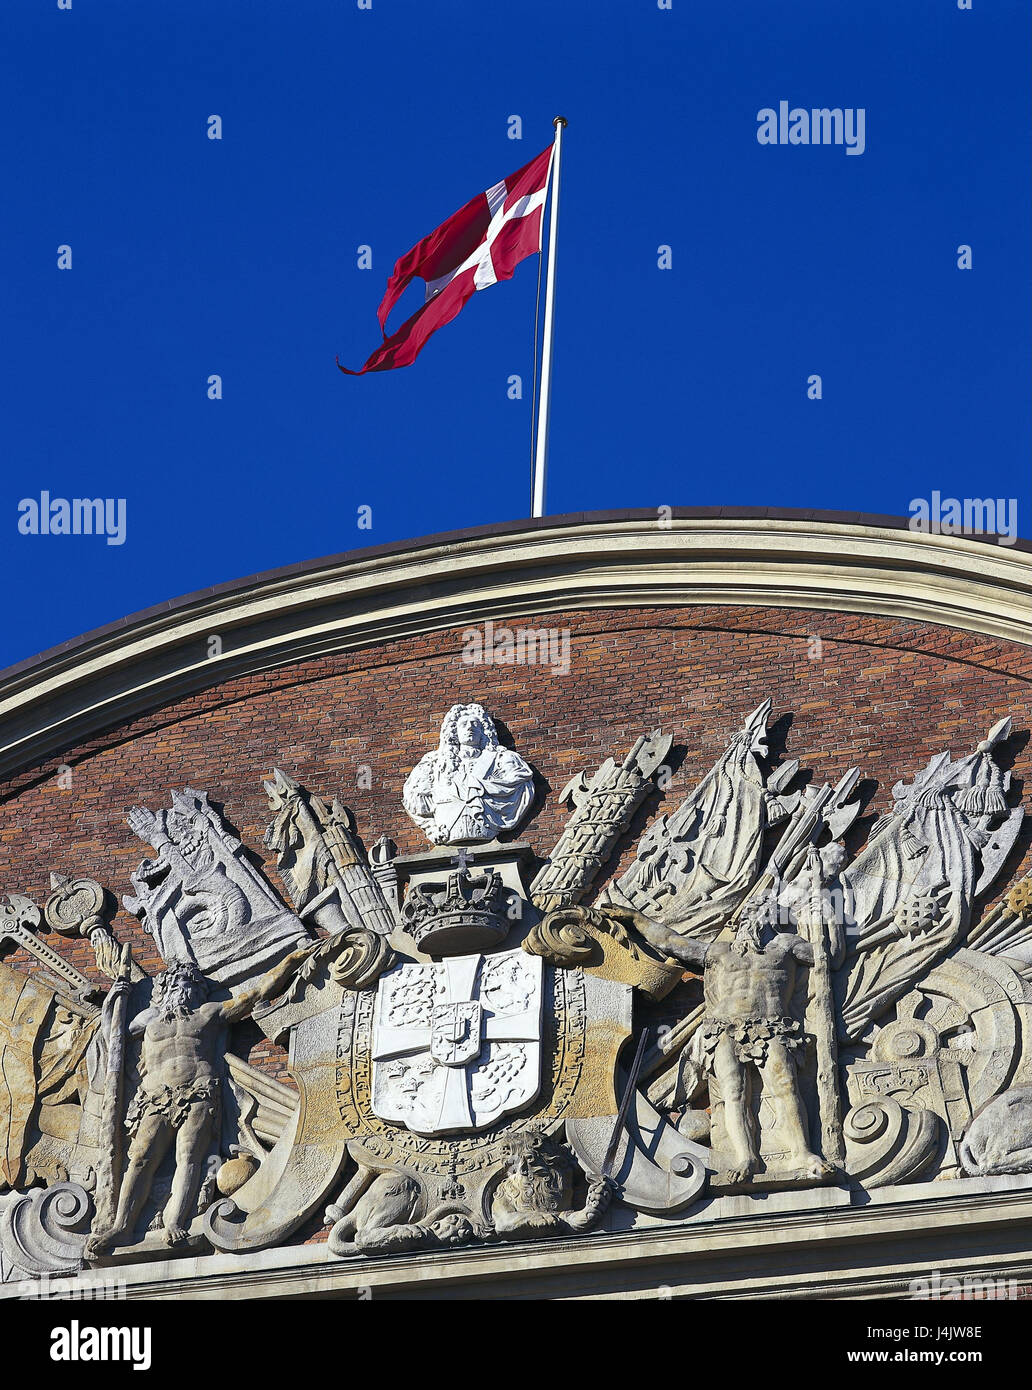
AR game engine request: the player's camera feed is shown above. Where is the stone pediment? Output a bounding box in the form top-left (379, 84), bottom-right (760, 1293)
top-left (0, 513), bottom-right (1030, 1301)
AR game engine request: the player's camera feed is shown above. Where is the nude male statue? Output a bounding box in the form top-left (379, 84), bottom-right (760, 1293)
top-left (606, 902), bottom-right (833, 1185)
top-left (85, 944), bottom-right (315, 1256)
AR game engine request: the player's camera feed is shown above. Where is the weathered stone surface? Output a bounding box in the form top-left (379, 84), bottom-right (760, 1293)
top-left (0, 691), bottom-right (1030, 1286)
top-left (603, 701), bottom-right (797, 937)
top-left (530, 729), bottom-right (672, 912)
top-left (124, 788), bottom-right (311, 989)
top-left (264, 769), bottom-right (395, 938)
top-left (0, 893), bottom-right (95, 998)
top-left (524, 904), bottom-right (684, 1000)
top-left (961, 1088), bottom-right (1032, 1176)
top-left (566, 1090), bottom-right (708, 1214)
top-left (0, 962), bottom-right (97, 1191)
top-left (841, 720), bottom-right (1023, 1040)
top-left (0, 1182), bottom-right (91, 1279)
top-left (206, 993), bottom-right (352, 1255)
top-left (85, 940), bottom-right (337, 1261)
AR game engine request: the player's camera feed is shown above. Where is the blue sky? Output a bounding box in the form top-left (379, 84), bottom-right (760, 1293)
top-left (2, 0), bottom-right (1029, 669)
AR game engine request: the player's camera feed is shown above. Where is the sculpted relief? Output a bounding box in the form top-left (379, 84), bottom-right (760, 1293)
top-left (402, 703), bottom-right (535, 844)
top-left (83, 945), bottom-right (325, 1259)
top-left (371, 951), bottom-right (543, 1135)
top-left (0, 696), bottom-right (1030, 1286)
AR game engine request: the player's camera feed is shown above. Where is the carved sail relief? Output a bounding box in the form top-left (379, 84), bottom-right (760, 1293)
top-left (840, 721), bottom-right (1024, 1041)
top-left (603, 701), bottom-right (799, 938)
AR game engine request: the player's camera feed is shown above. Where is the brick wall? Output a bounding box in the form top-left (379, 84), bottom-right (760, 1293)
top-left (2, 602), bottom-right (1031, 1088)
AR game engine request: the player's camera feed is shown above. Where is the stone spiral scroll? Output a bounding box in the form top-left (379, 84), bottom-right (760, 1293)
top-left (0, 1183), bottom-right (93, 1277)
top-left (523, 907), bottom-right (600, 967)
top-left (842, 1099), bottom-right (940, 1189)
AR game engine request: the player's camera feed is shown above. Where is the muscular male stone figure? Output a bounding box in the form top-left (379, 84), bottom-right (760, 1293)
top-left (607, 904), bottom-right (833, 1185)
top-left (85, 946), bottom-right (313, 1256)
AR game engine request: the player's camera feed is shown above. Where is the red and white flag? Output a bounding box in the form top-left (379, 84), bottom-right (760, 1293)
top-left (338, 145), bottom-right (553, 375)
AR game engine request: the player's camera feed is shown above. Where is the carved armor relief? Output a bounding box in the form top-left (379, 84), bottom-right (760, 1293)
top-left (0, 701), bottom-right (1029, 1284)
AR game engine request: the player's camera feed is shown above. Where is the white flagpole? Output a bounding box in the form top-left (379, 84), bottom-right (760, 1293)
top-left (532, 116), bottom-right (566, 519)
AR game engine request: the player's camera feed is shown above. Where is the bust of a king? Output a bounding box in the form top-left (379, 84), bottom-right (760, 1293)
top-left (402, 703), bottom-right (535, 845)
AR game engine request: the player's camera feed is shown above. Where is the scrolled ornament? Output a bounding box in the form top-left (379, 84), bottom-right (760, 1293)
top-left (522, 905), bottom-right (599, 967)
top-left (1, 1182), bottom-right (92, 1277)
top-left (277, 925), bottom-right (394, 1005)
top-left (843, 1098), bottom-right (940, 1188)
top-left (327, 926), bottom-right (394, 990)
top-left (43, 875), bottom-right (110, 938)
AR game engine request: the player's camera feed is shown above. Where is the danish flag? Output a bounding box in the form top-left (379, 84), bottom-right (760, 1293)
top-left (337, 145), bottom-right (554, 375)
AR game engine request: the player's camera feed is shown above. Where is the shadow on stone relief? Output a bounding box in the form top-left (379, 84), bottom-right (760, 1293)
top-left (2, 697), bottom-right (1032, 1282)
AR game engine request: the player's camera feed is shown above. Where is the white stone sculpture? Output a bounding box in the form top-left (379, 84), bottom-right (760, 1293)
top-left (264, 769), bottom-right (395, 937)
top-left (402, 704), bottom-right (535, 844)
top-left (961, 1089), bottom-right (1032, 1176)
top-left (531, 729), bottom-right (673, 912)
top-left (123, 788), bottom-right (311, 988)
top-left (840, 718), bottom-right (1024, 1040)
top-left (83, 946), bottom-right (320, 1258)
top-left (608, 900), bottom-right (834, 1188)
top-left (371, 950), bottom-right (543, 1135)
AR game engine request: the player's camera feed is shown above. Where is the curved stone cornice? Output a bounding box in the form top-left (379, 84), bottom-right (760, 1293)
top-left (1, 508), bottom-right (1029, 780)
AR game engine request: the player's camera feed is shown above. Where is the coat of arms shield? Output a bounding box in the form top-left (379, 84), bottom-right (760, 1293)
top-left (370, 949), bottom-right (544, 1135)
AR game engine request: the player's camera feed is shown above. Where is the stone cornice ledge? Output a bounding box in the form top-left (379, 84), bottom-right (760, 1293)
top-left (1, 510), bottom-right (1030, 781)
top-left (9, 1173), bottom-right (1032, 1301)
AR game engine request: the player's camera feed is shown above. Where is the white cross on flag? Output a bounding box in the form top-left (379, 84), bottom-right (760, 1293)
top-left (338, 145), bottom-right (553, 375)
